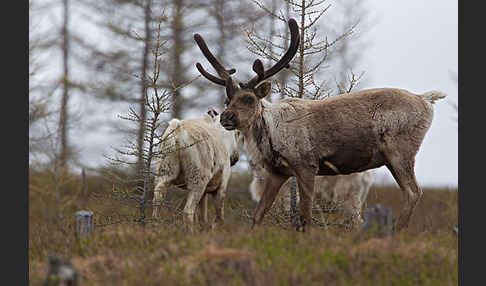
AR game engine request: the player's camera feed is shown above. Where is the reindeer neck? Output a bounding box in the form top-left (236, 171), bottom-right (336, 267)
top-left (242, 100), bottom-right (284, 172)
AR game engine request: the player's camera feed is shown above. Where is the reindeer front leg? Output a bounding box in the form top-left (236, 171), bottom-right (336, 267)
top-left (251, 172), bottom-right (289, 229)
top-left (295, 170), bottom-right (316, 232)
top-left (152, 183), bottom-right (169, 219)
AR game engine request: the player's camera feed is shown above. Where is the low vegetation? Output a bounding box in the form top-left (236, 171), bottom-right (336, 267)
top-left (29, 168), bottom-right (458, 285)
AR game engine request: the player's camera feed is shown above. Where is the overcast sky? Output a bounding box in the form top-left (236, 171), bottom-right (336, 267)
top-left (350, 0), bottom-right (458, 187)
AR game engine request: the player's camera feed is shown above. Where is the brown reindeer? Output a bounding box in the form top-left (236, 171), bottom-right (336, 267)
top-left (193, 18), bottom-right (445, 232)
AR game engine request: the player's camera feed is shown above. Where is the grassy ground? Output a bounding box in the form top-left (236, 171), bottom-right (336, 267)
top-left (29, 168), bottom-right (458, 285)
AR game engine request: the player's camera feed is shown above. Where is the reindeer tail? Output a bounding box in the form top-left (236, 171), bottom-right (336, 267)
top-left (162, 119), bottom-right (181, 154)
top-left (420, 90), bottom-right (447, 104)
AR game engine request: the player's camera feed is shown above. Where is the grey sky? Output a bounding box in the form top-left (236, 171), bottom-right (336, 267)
top-left (356, 0), bottom-right (458, 187)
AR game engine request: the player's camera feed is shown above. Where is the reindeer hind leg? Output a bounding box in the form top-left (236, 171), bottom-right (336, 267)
top-left (385, 153), bottom-right (422, 232)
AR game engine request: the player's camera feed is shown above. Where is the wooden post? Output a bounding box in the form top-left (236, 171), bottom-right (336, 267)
top-left (75, 210), bottom-right (93, 238)
top-left (81, 168), bottom-right (88, 197)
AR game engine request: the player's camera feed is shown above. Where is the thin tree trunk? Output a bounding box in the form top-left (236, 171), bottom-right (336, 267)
top-left (171, 0), bottom-right (185, 119)
top-left (298, 0), bottom-right (305, 99)
top-left (59, 0), bottom-right (69, 169)
top-left (277, 0), bottom-right (290, 100)
top-left (215, 0), bottom-right (226, 110)
top-left (137, 0), bottom-right (152, 174)
top-left (290, 0), bottom-right (306, 228)
top-left (268, 0), bottom-right (276, 67)
top-left (81, 168), bottom-right (88, 197)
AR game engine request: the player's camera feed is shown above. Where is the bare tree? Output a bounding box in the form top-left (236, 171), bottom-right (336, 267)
top-left (275, 0), bottom-right (291, 102)
top-left (75, 0), bottom-right (149, 104)
top-left (198, 0), bottom-right (264, 110)
top-left (29, 0), bottom-right (55, 136)
top-left (104, 13), bottom-right (196, 223)
top-left (29, 0), bottom-right (99, 173)
top-left (30, 0), bottom-right (65, 202)
top-left (167, 0), bottom-right (186, 119)
top-left (325, 0), bottom-right (374, 93)
top-left (135, 0), bottom-right (153, 175)
top-left (142, 0), bottom-right (207, 120)
top-left (69, 0), bottom-right (261, 173)
top-left (29, 0), bottom-right (73, 169)
top-left (81, 0), bottom-right (204, 119)
top-left (58, 0), bottom-right (70, 170)
top-left (76, 0), bottom-right (171, 176)
top-left (247, 0), bottom-right (371, 98)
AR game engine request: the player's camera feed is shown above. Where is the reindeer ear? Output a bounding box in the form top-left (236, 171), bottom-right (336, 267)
top-left (207, 108), bottom-right (219, 118)
top-left (254, 81), bottom-right (272, 99)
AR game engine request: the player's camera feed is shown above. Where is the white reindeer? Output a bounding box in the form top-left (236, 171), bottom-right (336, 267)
top-left (249, 171), bottom-right (374, 226)
top-left (152, 109), bottom-right (240, 232)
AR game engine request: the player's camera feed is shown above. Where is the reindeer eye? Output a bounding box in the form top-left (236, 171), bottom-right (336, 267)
top-left (241, 95), bottom-right (254, 105)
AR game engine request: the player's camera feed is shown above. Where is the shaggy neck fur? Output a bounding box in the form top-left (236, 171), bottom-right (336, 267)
top-left (242, 100), bottom-right (286, 174)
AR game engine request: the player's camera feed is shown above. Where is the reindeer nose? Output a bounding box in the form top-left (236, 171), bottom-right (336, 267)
top-left (221, 111), bottom-right (233, 122)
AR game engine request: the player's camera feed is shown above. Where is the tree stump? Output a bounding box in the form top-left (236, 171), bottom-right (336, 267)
top-left (75, 210), bottom-right (93, 238)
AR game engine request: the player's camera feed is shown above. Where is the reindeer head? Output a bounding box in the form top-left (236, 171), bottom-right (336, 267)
top-left (194, 19), bottom-right (300, 132)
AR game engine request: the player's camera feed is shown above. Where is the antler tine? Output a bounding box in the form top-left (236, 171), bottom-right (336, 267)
top-left (196, 63), bottom-right (226, 85)
top-left (194, 34), bottom-right (234, 80)
top-left (252, 59), bottom-right (265, 81)
top-left (264, 19), bottom-right (299, 77)
top-left (245, 18), bottom-right (300, 89)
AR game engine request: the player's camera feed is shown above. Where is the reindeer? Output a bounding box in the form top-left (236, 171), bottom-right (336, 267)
top-left (152, 109), bottom-right (241, 232)
top-left (193, 18), bottom-right (446, 232)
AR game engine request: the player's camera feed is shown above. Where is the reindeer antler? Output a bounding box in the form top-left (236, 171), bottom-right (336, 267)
top-left (194, 18), bottom-right (300, 92)
top-left (243, 18), bottom-right (300, 89)
top-left (194, 34), bottom-right (235, 86)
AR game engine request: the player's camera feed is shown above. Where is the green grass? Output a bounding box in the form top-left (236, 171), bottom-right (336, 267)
top-left (29, 168), bottom-right (458, 285)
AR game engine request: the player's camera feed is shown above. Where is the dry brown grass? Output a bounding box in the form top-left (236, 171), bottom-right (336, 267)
top-left (29, 168), bottom-right (458, 285)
